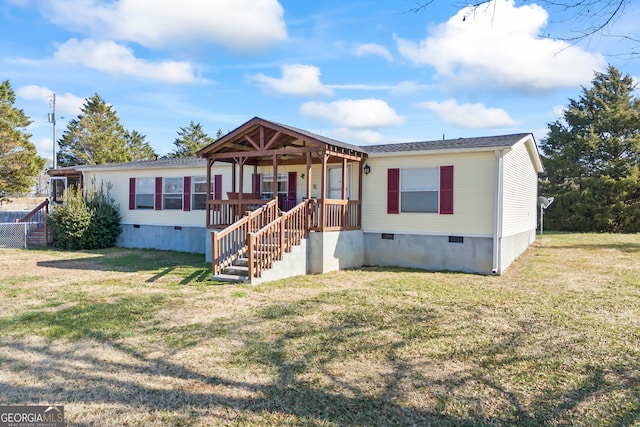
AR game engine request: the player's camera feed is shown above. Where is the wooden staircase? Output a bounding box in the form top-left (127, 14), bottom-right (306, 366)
top-left (16, 199), bottom-right (51, 248)
top-left (25, 226), bottom-right (49, 248)
top-left (211, 199), bottom-right (311, 283)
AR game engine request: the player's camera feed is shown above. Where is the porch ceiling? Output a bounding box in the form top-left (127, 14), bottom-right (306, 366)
top-left (197, 117), bottom-right (367, 165)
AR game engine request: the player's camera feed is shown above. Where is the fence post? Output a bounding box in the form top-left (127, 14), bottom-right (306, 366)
top-left (279, 216), bottom-right (285, 257)
top-left (248, 233), bottom-right (255, 279)
top-left (211, 231), bottom-right (219, 275)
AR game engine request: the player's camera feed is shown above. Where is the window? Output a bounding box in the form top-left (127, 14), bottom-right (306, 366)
top-left (192, 176), bottom-right (212, 210)
top-left (261, 173), bottom-right (288, 199)
top-left (163, 177), bottom-right (183, 210)
top-left (400, 168), bottom-right (439, 213)
top-left (135, 177), bottom-right (155, 209)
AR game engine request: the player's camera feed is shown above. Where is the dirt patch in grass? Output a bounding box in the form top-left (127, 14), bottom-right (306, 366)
top-left (0, 235), bottom-right (639, 426)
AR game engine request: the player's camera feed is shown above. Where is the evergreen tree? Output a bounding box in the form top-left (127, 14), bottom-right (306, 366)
top-left (57, 93), bottom-right (130, 166)
top-left (125, 130), bottom-right (156, 161)
top-left (540, 65), bottom-right (640, 232)
top-left (0, 80), bottom-right (45, 203)
top-left (168, 121), bottom-right (214, 158)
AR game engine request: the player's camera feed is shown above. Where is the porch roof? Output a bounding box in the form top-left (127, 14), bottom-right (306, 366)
top-left (197, 117), bottom-right (368, 165)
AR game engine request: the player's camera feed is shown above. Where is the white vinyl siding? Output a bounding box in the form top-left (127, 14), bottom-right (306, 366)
top-left (501, 142), bottom-right (539, 237)
top-left (85, 166), bottom-right (228, 227)
top-left (362, 151), bottom-right (496, 236)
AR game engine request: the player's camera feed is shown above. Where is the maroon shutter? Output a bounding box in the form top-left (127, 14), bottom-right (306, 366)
top-left (251, 173), bottom-right (261, 194)
top-left (183, 176), bottom-right (191, 211)
top-left (287, 171), bottom-right (297, 208)
top-left (440, 165), bottom-right (454, 214)
top-left (155, 177), bottom-right (162, 210)
top-left (387, 168), bottom-right (400, 214)
top-left (129, 178), bottom-right (136, 210)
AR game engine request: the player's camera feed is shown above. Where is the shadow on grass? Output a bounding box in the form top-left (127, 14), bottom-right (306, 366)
top-left (1, 291), bottom-right (638, 426)
top-left (35, 247), bottom-right (212, 284)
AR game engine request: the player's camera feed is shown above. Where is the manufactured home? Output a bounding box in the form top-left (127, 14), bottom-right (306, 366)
top-left (48, 117), bottom-right (543, 283)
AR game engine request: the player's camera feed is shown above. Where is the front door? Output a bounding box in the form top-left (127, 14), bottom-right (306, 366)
top-left (50, 177), bottom-right (67, 204)
top-left (327, 165), bottom-right (351, 200)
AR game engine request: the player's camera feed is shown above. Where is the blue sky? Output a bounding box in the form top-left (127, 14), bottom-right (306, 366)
top-left (2, 0), bottom-right (639, 163)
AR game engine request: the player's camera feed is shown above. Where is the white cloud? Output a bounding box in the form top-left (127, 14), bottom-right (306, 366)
top-left (54, 39), bottom-right (197, 83)
top-left (16, 85), bottom-right (84, 116)
top-left (331, 128), bottom-right (386, 145)
top-left (327, 81), bottom-right (432, 94)
top-left (251, 64), bottom-right (333, 97)
top-left (417, 99), bottom-right (516, 129)
top-left (300, 98), bottom-right (405, 128)
top-left (353, 43), bottom-right (393, 62)
top-left (42, 0), bottom-right (287, 52)
top-left (394, 0), bottom-right (605, 91)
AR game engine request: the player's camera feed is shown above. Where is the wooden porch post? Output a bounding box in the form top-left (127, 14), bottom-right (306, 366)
top-left (320, 153), bottom-right (328, 231)
top-left (238, 157), bottom-right (245, 216)
top-left (306, 152), bottom-right (312, 199)
top-left (232, 162), bottom-right (237, 193)
top-left (358, 160), bottom-right (363, 228)
top-left (206, 159), bottom-right (212, 228)
top-left (272, 154), bottom-right (278, 208)
top-left (341, 157), bottom-right (347, 227)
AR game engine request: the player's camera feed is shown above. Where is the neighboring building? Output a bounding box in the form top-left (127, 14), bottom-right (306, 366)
top-left (49, 117), bottom-right (543, 282)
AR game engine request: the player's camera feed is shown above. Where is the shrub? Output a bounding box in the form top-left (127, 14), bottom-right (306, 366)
top-left (49, 181), bottom-right (121, 249)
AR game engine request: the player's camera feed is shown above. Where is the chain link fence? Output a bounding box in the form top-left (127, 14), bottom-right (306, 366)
top-left (0, 222), bottom-right (39, 249)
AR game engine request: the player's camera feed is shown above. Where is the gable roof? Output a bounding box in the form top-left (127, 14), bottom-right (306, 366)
top-left (197, 117), bottom-right (367, 164)
top-left (49, 157), bottom-right (207, 175)
top-left (48, 119), bottom-right (543, 174)
top-left (365, 133), bottom-right (533, 153)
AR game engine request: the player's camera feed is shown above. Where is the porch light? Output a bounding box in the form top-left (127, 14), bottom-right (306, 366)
top-left (363, 164), bottom-right (371, 175)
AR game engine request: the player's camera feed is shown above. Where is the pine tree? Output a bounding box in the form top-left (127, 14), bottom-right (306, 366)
top-left (540, 66), bottom-right (640, 232)
top-left (168, 121), bottom-right (214, 158)
top-left (57, 93), bottom-right (130, 166)
top-left (0, 80), bottom-right (45, 203)
top-left (125, 130), bottom-right (156, 161)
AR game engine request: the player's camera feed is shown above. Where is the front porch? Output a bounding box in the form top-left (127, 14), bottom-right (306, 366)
top-left (197, 117), bottom-right (368, 282)
top-left (198, 117), bottom-right (368, 230)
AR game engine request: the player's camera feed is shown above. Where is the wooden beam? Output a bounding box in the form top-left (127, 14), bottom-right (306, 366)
top-left (264, 131), bottom-right (281, 150)
top-left (232, 162), bottom-right (236, 193)
top-left (358, 161), bottom-right (363, 229)
top-left (206, 146), bottom-right (318, 160)
top-left (244, 135), bottom-right (260, 151)
top-left (206, 159), bottom-right (212, 228)
top-left (321, 153), bottom-right (328, 231)
top-left (341, 158), bottom-right (347, 200)
top-left (306, 151), bottom-right (312, 199)
top-left (273, 154), bottom-right (278, 205)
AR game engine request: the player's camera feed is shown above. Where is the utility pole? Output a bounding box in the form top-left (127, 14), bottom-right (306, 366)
top-left (48, 93), bottom-right (57, 169)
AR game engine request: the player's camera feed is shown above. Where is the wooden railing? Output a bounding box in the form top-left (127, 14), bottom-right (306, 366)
top-left (16, 198), bottom-right (50, 244)
top-left (206, 198), bottom-right (267, 228)
top-left (211, 199), bottom-right (277, 275)
top-left (309, 199), bottom-right (361, 231)
top-left (248, 200), bottom-right (310, 278)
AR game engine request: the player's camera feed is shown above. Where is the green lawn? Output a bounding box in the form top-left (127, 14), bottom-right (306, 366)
top-left (0, 234), bottom-right (638, 426)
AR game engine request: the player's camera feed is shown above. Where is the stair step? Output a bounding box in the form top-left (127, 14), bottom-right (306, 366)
top-left (225, 265), bottom-right (249, 275)
top-left (234, 257), bottom-right (249, 267)
top-left (212, 273), bottom-right (249, 284)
